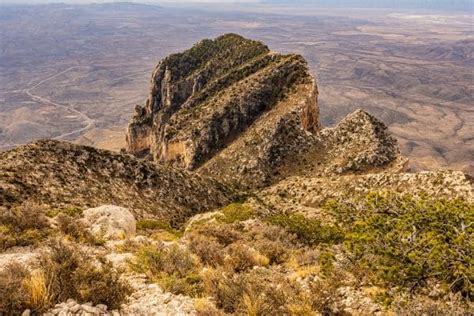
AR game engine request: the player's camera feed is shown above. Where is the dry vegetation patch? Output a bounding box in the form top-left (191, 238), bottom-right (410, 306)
top-left (0, 239), bottom-right (131, 314)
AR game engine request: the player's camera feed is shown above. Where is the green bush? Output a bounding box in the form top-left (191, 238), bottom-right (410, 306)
top-left (46, 207), bottom-right (83, 218)
top-left (218, 203), bottom-right (254, 224)
top-left (267, 213), bottom-right (344, 246)
top-left (136, 219), bottom-right (183, 238)
top-left (136, 219), bottom-right (172, 231)
top-left (324, 192), bottom-right (474, 298)
top-left (130, 244), bottom-right (202, 296)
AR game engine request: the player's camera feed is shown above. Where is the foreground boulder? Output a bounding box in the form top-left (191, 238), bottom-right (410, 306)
top-left (82, 205), bottom-right (136, 239)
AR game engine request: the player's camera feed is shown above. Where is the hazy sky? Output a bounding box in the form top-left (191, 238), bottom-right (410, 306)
top-left (1, 0), bottom-right (473, 12)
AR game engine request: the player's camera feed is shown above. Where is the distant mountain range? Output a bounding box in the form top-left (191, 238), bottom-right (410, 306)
top-left (261, 0), bottom-right (474, 12)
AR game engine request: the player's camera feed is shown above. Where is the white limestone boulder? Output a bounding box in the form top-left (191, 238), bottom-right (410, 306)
top-left (82, 205), bottom-right (136, 239)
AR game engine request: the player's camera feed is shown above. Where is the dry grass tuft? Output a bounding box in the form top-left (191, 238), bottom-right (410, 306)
top-left (24, 269), bottom-right (54, 311)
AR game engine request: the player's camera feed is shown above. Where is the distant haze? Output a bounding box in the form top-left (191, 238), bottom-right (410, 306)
top-left (262, 0), bottom-right (474, 11)
top-left (2, 0), bottom-right (474, 12)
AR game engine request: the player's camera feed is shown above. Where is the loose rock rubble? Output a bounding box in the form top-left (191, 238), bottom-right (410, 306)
top-left (41, 300), bottom-right (116, 316)
top-left (39, 273), bottom-right (196, 316)
top-left (121, 274), bottom-right (196, 315)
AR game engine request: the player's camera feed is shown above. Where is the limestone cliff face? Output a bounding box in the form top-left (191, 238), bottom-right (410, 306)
top-left (126, 34), bottom-right (320, 171)
top-left (126, 105), bottom-right (153, 157)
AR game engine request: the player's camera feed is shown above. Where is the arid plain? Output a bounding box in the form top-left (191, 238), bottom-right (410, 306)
top-left (0, 3), bottom-right (472, 174)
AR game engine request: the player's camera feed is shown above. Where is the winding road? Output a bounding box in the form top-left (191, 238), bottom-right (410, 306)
top-left (24, 66), bottom-right (95, 140)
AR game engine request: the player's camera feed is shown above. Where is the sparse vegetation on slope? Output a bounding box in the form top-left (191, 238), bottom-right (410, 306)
top-left (123, 190), bottom-right (473, 314)
top-left (0, 203), bottom-right (50, 251)
top-left (0, 140), bottom-right (237, 226)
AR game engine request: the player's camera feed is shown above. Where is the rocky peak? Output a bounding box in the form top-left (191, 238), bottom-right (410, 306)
top-left (318, 109), bottom-right (406, 174)
top-left (126, 34), bottom-right (320, 170)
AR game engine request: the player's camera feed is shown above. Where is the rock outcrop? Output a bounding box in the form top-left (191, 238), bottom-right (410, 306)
top-left (0, 140), bottom-right (236, 226)
top-left (198, 108), bottom-right (406, 188)
top-left (319, 109), bottom-right (405, 174)
top-left (126, 33), bottom-right (320, 175)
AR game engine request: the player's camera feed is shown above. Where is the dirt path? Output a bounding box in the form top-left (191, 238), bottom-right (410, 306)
top-left (24, 67), bottom-right (95, 140)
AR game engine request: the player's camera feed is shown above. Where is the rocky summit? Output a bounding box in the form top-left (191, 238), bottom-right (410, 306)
top-left (1, 34), bottom-right (473, 315)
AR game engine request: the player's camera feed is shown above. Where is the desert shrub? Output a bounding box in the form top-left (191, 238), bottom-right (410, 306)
top-left (46, 207), bottom-right (83, 218)
top-left (267, 213), bottom-right (344, 246)
top-left (55, 213), bottom-right (104, 246)
top-left (0, 262), bottom-right (57, 313)
top-left (130, 244), bottom-right (202, 296)
top-left (0, 262), bottom-right (30, 314)
top-left (39, 239), bottom-right (131, 309)
top-left (0, 203), bottom-right (51, 250)
top-left (245, 222), bottom-right (296, 265)
top-left (306, 268), bottom-right (346, 314)
top-left (217, 203), bottom-right (254, 224)
top-left (136, 219), bottom-right (183, 239)
top-left (149, 230), bottom-right (180, 242)
top-left (0, 227), bottom-right (49, 251)
top-left (324, 192), bottom-right (474, 298)
top-left (194, 298), bottom-right (224, 316)
top-left (192, 223), bottom-right (242, 246)
top-left (115, 237), bottom-right (155, 253)
top-left (391, 293), bottom-right (473, 316)
top-left (225, 242), bottom-right (269, 272)
top-left (201, 268), bottom-right (243, 313)
top-left (137, 219), bottom-right (172, 231)
top-left (73, 259), bottom-right (130, 309)
top-left (253, 239), bottom-right (288, 265)
top-left (0, 203), bottom-right (49, 231)
top-left (202, 268), bottom-right (300, 314)
top-left (24, 269), bottom-right (53, 312)
top-left (248, 222), bottom-right (296, 244)
top-left (187, 233), bottom-right (225, 267)
top-left (0, 240), bottom-right (130, 313)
